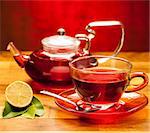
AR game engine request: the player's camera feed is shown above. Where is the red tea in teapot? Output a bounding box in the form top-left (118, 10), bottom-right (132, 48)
top-left (14, 50), bottom-right (72, 82)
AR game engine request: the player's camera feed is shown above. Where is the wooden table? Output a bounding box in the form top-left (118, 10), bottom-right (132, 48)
top-left (0, 51), bottom-right (149, 132)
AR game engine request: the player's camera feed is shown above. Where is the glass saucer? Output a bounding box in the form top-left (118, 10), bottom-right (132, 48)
top-left (55, 88), bottom-right (148, 121)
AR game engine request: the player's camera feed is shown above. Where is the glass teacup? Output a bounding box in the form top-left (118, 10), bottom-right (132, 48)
top-left (69, 55), bottom-right (148, 109)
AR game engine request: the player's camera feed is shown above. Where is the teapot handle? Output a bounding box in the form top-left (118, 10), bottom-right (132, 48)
top-left (75, 34), bottom-right (90, 55)
top-left (76, 21), bottom-right (125, 56)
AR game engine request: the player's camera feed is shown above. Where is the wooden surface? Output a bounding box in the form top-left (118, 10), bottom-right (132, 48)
top-left (0, 51), bottom-right (149, 132)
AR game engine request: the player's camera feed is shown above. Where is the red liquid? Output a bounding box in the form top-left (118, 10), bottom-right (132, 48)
top-left (14, 50), bottom-right (72, 82)
top-left (72, 68), bottom-right (128, 104)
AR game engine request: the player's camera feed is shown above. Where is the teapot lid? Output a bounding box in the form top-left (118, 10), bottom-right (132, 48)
top-left (41, 28), bottom-right (80, 50)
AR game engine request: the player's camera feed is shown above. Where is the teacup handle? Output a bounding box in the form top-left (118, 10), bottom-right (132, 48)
top-left (86, 21), bottom-right (125, 57)
top-left (125, 72), bottom-right (149, 92)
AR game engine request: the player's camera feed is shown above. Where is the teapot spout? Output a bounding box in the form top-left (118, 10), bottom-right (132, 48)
top-left (7, 42), bottom-right (29, 68)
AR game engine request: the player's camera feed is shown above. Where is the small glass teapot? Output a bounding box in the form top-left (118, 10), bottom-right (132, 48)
top-left (7, 21), bottom-right (124, 83)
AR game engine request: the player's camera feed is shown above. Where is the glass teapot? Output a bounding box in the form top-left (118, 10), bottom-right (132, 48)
top-left (7, 21), bottom-right (124, 83)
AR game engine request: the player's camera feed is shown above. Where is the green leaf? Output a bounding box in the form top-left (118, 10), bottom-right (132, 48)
top-left (31, 96), bottom-right (44, 116)
top-left (2, 96), bottom-right (44, 119)
top-left (3, 110), bottom-right (27, 119)
top-left (3, 101), bottom-right (12, 116)
top-left (2, 102), bottom-right (27, 119)
top-left (22, 105), bottom-right (36, 119)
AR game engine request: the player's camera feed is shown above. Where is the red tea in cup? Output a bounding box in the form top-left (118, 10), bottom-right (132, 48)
top-left (69, 56), bottom-right (148, 105)
top-left (72, 68), bottom-right (128, 104)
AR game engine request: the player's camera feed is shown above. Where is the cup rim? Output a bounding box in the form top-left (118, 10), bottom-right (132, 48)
top-left (69, 55), bottom-right (132, 74)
